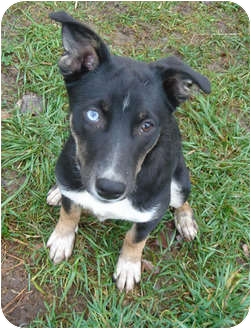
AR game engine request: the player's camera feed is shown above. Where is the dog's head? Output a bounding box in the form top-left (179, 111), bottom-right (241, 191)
top-left (51, 11), bottom-right (210, 202)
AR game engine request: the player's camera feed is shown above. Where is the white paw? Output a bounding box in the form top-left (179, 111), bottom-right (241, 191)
top-left (47, 227), bottom-right (77, 264)
top-left (174, 212), bottom-right (198, 241)
top-left (47, 186), bottom-right (62, 206)
top-left (113, 257), bottom-right (141, 292)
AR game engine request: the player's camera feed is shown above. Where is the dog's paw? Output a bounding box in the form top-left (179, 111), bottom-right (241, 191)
top-left (47, 185), bottom-right (62, 206)
top-left (47, 228), bottom-right (77, 264)
top-left (174, 211), bottom-right (198, 241)
top-left (113, 257), bottom-right (141, 292)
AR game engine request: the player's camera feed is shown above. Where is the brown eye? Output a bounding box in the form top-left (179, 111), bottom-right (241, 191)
top-left (140, 120), bottom-right (154, 133)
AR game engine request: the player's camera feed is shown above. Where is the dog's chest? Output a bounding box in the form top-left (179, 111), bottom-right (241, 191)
top-left (61, 188), bottom-right (157, 222)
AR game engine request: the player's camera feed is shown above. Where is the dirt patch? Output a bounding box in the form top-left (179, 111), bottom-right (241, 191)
top-left (112, 30), bottom-right (135, 48)
top-left (2, 169), bottom-right (26, 195)
top-left (175, 1), bottom-right (194, 15)
top-left (1, 68), bottom-right (20, 111)
top-left (1, 240), bottom-right (46, 326)
top-left (231, 107), bottom-right (249, 132)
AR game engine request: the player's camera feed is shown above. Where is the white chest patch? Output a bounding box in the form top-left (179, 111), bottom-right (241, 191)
top-left (60, 188), bottom-right (157, 223)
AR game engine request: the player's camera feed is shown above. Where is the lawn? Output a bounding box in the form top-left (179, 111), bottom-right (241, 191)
top-left (1, 1), bottom-right (249, 327)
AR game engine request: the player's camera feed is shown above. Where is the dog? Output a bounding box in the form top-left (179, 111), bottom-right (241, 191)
top-left (46, 11), bottom-right (210, 292)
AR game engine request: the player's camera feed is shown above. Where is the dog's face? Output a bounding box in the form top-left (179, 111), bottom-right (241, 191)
top-left (51, 12), bottom-right (210, 202)
top-left (69, 60), bottom-right (167, 202)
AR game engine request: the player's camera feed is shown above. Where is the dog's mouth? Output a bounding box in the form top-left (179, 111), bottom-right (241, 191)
top-left (94, 194), bottom-right (126, 203)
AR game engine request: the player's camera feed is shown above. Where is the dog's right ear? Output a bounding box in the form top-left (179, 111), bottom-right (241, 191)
top-left (50, 11), bottom-right (110, 80)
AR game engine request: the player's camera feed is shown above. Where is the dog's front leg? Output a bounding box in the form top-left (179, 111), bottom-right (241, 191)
top-left (47, 196), bottom-right (81, 264)
top-left (113, 219), bottom-right (160, 292)
top-left (113, 224), bottom-right (146, 292)
top-left (170, 154), bottom-right (198, 241)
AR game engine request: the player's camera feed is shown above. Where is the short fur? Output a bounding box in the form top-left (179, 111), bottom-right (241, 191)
top-left (47, 12), bottom-right (210, 292)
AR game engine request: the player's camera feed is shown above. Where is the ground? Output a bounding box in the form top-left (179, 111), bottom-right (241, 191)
top-left (1, 1), bottom-right (249, 327)
top-left (1, 240), bottom-right (46, 326)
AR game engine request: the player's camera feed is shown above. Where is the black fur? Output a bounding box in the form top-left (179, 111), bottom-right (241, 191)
top-left (61, 195), bottom-right (73, 214)
top-left (134, 153), bottom-right (191, 242)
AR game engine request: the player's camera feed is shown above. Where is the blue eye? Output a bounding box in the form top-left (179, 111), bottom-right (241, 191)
top-left (86, 109), bottom-right (100, 122)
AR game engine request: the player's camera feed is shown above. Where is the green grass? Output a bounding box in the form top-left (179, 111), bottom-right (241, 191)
top-left (1, 1), bottom-right (249, 327)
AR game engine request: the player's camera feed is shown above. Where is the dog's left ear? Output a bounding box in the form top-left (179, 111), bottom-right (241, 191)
top-left (50, 11), bottom-right (110, 80)
top-left (152, 56), bottom-right (211, 109)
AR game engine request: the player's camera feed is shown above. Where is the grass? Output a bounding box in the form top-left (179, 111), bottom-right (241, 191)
top-left (1, 1), bottom-right (249, 327)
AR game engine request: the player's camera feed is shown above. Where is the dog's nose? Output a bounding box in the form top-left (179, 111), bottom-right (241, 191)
top-left (96, 178), bottom-right (126, 201)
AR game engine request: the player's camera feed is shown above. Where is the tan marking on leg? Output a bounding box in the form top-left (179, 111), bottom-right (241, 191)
top-left (175, 201), bottom-right (192, 215)
top-left (58, 203), bottom-right (81, 232)
top-left (174, 201), bottom-right (198, 241)
top-left (114, 224), bottom-right (147, 292)
top-left (47, 204), bottom-right (81, 264)
top-left (120, 224), bottom-right (146, 262)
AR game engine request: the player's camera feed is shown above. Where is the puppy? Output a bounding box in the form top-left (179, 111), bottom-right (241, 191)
top-left (46, 11), bottom-right (210, 292)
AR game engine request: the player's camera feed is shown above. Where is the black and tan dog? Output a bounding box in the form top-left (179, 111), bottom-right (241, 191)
top-left (46, 11), bottom-right (210, 292)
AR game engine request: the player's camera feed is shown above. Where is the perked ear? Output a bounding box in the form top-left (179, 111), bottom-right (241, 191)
top-left (153, 56), bottom-right (211, 109)
top-left (50, 11), bottom-right (110, 80)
